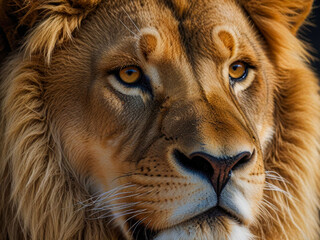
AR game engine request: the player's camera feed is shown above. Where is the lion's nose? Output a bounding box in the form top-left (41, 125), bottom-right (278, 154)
top-left (174, 150), bottom-right (253, 196)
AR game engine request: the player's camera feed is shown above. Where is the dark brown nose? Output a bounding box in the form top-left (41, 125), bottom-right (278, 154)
top-left (174, 150), bottom-right (253, 196)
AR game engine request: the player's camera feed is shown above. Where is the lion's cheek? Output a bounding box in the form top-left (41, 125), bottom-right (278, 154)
top-left (62, 129), bottom-right (127, 188)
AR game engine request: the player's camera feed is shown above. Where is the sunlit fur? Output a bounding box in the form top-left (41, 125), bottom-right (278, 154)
top-left (0, 0), bottom-right (319, 240)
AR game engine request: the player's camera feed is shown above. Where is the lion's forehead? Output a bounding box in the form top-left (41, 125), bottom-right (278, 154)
top-left (88, 0), bottom-right (252, 61)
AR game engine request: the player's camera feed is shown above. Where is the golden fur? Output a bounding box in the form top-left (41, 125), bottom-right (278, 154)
top-left (0, 0), bottom-right (319, 239)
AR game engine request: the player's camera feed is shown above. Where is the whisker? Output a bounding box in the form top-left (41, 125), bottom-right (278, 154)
top-left (94, 192), bottom-right (146, 208)
top-left (144, 218), bottom-right (153, 240)
top-left (263, 170), bottom-right (303, 239)
top-left (91, 193), bottom-right (149, 215)
top-left (112, 172), bottom-right (146, 181)
top-left (93, 201), bottom-right (141, 211)
top-left (260, 198), bottom-right (288, 237)
top-left (258, 200), bottom-right (279, 231)
top-left (95, 184), bottom-right (136, 200)
top-left (125, 211), bottom-right (148, 228)
top-left (119, 19), bottom-right (138, 37)
top-left (91, 202), bottom-right (141, 215)
top-left (94, 186), bottom-right (150, 207)
top-left (130, 216), bottom-right (149, 239)
top-left (264, 181), bottom-right (293, 198)
top-left (95, 191), bottom-right (136, 204)
top-left (265, 171), bottom-right (290, 184)
top-left (261, 198), bottom-right (280, 213)
top-left (91, 208), bottom-right (139, 220)
top-left (79, 183), bottom-right (136, 206)
top-left (122, 7), bottom-right (141, 33)
top-left (107, 209), bottom-right (147, 225)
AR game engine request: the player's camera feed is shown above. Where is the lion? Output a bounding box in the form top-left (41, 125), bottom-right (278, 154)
top-left (0, 0), bottom-right (319, 239)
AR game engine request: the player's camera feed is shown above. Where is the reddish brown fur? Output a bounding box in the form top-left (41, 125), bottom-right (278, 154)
top-left (0, 0), bottom-right (319, 240)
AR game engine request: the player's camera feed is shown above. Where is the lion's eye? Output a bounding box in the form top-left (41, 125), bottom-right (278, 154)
top-left (229, 61), bottom-right (248, 82)
top-left (117, 66), bottom-right (142, 84)
top-left (111, 65), bottom-right (153, 94)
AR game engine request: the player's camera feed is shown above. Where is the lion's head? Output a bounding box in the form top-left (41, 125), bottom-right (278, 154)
top-left (1, 0), bottom-right (319, 239)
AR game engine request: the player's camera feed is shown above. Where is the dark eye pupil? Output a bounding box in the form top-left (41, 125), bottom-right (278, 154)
top-left (232, 65), bottom-right (240, 71)
top-left (126, 69), bottom-right (136, 76)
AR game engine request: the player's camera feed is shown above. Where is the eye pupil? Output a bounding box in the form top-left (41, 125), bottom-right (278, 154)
top-left (232, 65), bottom-right (239, 71)
top-left (118, 66), bottom-right (141, 84)
top-left (126, 69), bottom-right (136, 76)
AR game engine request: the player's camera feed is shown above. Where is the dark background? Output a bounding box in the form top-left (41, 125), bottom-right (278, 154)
top-left (304, 0), bottom-right (320, 77)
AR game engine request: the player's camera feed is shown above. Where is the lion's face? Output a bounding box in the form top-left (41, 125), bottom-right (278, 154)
top-left (2, 0), bottom-right (320, 239)
top-left (44, 0), bottom-right (276, 239)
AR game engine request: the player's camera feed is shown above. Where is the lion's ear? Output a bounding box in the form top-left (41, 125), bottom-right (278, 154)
top-left (239, 0), bottom-right (313, 35)
top-left (0, 0), bottom-right (101, 62)
top-left (238, 0), bottom-right (314, 64)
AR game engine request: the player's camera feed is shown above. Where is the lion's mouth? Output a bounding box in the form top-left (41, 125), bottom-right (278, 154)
top-left (129, 219), bottom-right (158, 240)
top-left (205, 206), bottom-right (243, 224)
top-left (128, 206), bottom-right (243, 240)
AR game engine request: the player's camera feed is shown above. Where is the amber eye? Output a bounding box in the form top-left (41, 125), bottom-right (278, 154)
top-left (118, 66), bottom-right (141, 84)
top-left (229, 61), bottom-right (248, 82)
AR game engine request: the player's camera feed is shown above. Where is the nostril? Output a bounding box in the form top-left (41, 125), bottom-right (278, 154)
top-left (174, 150), bottom-right (214, 179)
top-left (231, 150), bottom-right (254, 171)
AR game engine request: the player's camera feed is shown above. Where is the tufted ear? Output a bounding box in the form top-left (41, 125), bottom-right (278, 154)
top-left (239, 0), bottom-right (313, 35)
top-left (0, 0), bottom-right (101, 63)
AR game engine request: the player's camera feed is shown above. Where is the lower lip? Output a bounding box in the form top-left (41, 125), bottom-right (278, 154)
top-left (128, 206), bottom-right (242, 240)
top-left (206, 206), bottom-right (242, 224)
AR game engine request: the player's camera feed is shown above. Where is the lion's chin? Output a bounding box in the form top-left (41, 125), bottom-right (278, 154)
top-left (130, 207), bottom-right (253, 240)
top-left (153, 222), bottom-right (252, 240)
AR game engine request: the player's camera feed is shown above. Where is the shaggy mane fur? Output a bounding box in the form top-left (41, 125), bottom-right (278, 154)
top-left (1, 0), bottom-right (319, 239)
